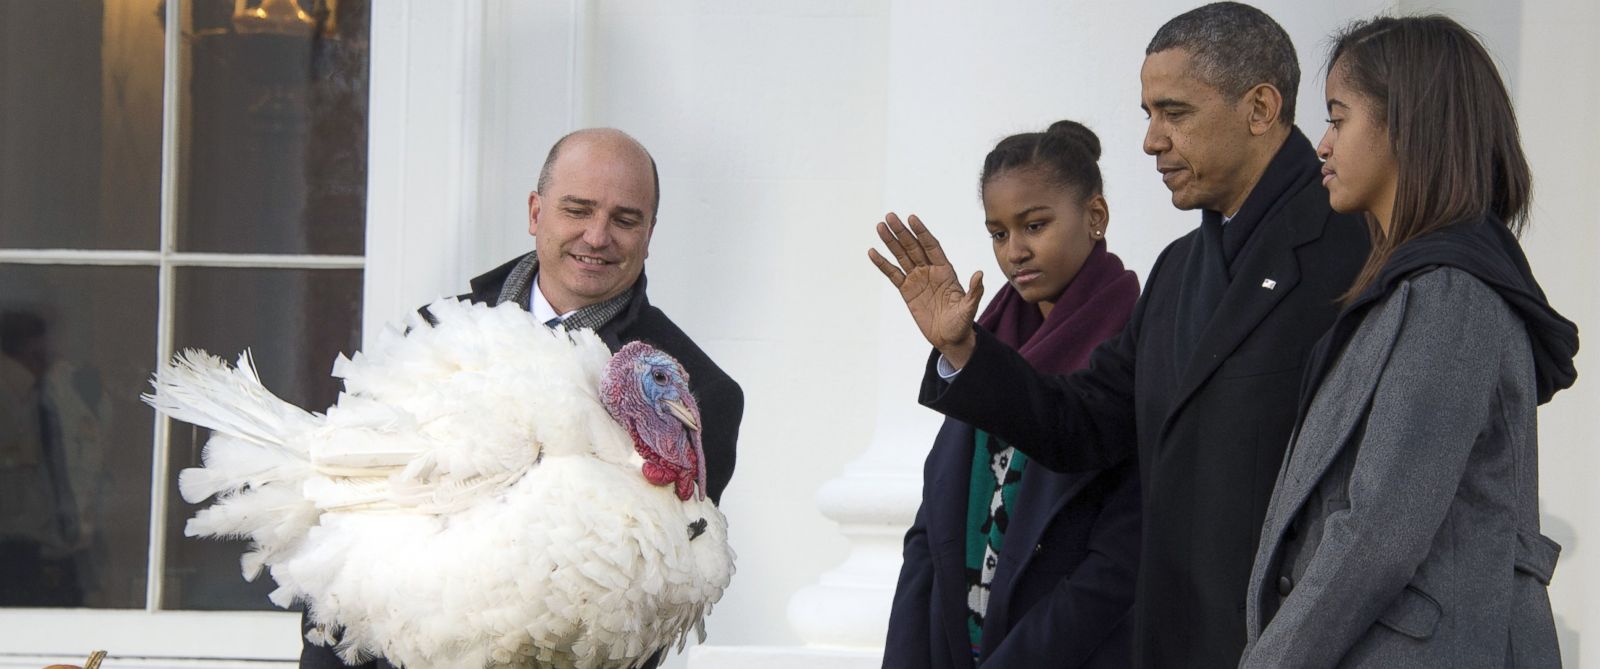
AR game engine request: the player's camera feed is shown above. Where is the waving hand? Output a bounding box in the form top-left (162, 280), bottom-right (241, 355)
top-left (868, 212), bottom-right (984, 369)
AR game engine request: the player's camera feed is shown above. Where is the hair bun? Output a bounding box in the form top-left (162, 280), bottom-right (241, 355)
top-left (1045, 120), bottom-right (1101, 161)
top-left (981, 119), bottom-right (1105, 198)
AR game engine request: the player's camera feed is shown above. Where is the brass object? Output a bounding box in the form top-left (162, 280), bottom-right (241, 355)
top-left (232, 0), bottom-right (315, 36)
top-left (44, 650), bottom-right (107, 669)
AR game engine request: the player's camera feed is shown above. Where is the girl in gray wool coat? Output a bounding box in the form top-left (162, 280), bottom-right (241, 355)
top-left (1240, 14), bottom-right (1579, 668)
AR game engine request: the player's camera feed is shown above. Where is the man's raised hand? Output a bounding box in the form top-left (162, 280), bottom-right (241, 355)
top-left (867, 212), bottom-right (983, 369)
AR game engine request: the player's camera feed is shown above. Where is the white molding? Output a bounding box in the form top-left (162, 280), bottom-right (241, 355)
top-left (687, 646), bottom-right (880, 669)
top-left (0, 250), bottom-right (362, 269)
top-left (362, 0), bottom-right (491, 346)
top-left (567, 0), bottom-right (592, 129)
top-left (145, 0), bottom-right (185, 613)
top-left (0, 610), bottom-right (299, 660)
top-left (0, 656), bottom-right (293, 669)
top-left (361, 0), bottom-right (589, 341)
top-left (0, 250), bottom-right (161, 265)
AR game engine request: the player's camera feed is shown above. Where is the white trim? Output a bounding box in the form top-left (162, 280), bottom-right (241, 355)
top-left (358, 0), bottom-right (414, 348)
top-left (455, 2), bottom-right (485, 288)
top-left (0, 250), bottom-right (363, 269)
top-left (1, 659), bottom-right (293, 669)
top-left (0, 610), bottom-right (299, 660)
top-left (0, 250), bottom-right (160, 265)
top-left (361, 0), bottom-right (489, 347)
top-left (164, 253), bottom-right (365, 269)
top-left (145, 0), bottom-right (184, 613)
top-left (567, 0), bottom-right (590, 129)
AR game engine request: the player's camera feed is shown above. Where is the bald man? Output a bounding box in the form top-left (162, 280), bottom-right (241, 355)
top-left (300, 128), bottom-right (744, 669)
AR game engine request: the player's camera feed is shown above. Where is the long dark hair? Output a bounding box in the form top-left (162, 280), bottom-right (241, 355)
top-left (980, 120), bottom-right (1103, 200)
top-left (1329, 15), bottom-right (1531, 302)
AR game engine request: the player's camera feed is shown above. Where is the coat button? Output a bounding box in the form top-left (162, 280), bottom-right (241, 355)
top-left (1033, 543), bottom-right (1043, 554)
top-left (1277, 576), bottom-right (1294, 597)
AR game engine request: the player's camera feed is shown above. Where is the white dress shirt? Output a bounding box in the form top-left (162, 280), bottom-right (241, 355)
top-left (528, 272), bottom-right (578, 325)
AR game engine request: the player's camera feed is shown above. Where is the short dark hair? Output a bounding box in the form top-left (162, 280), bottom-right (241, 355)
top-left (536, 129), bottom-right (661, 218)
top-left (1329, 15), bottom-right (1531, 302)
top-left (980, 120), bottom-right (1104, 201)
top-left (1147, 2), bottom-right (1301, 123)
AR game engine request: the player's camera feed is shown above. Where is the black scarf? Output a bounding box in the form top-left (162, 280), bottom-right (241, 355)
top-left (1298, 215), bottom-right (1578, 421)
top-left (1174, 127), bottom-right (1321, 370)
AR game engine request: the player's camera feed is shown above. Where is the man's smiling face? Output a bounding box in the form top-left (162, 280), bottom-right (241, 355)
top-left (528, 132), bottom-right (657, 314)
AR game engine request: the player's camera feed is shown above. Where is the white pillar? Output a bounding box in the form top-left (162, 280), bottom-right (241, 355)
top-left (690, 288), bottom-right (933, 667)
top-left (782, 284), bottom-right (943, 651)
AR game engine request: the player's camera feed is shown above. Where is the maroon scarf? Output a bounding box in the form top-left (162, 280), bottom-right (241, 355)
top-left (976, 241), bottom-right (1140, 374)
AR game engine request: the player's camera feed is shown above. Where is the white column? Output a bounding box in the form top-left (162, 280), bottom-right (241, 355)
top-left (781, 285), bottom-right (941, 652)
top-left (362, 0), bottom-right (485, 341)
top-left (362, 0), bottom-right (577, 341)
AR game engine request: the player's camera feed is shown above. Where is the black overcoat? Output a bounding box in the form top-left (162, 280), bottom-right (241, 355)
top-left (920, 133), bottom-right (1368, 667)
top-left (884, 416), bottom-right (1140, 668)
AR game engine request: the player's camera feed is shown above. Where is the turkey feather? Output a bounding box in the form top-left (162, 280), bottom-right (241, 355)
top-left (144, 298), bottom-right (734, 669)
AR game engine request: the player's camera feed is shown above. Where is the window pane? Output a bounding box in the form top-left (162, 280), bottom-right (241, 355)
top-left (0, 264), bottom-right (157, 609)
top-left (0, 1), bottom-right (164, 250)
top-left (163, 266), bottom-right (361, 610)
top-left (176, 0), bottom-right (371, 256)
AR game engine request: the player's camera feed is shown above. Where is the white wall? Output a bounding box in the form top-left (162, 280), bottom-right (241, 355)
top-left (579, 0), bottom-right (894, 654)
top-left (364, 1), bottom-right (1600, 667)
top-left (1386, 1), bottom-right (1600, 662)
top-left (1475, 1), bottom-right (1600, 662)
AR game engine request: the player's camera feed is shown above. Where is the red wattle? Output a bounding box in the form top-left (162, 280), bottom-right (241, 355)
top-left (642, 461), bottom-right (677, 486)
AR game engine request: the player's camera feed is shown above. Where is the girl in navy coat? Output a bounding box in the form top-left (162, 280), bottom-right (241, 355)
top-left (883, 121), bottom-right (1141, 668)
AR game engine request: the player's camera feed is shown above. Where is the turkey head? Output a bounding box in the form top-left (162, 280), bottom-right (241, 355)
top-left (600, 341), bottom-right (706, 501)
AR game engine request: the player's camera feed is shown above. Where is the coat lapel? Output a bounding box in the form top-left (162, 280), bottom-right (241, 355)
top-left (1247, 286), bottom-right (1409, 638)
top-left (979, 466), bottom-right (1095, 642)
top-left (925, 421), bottom-right (979, 667)
top-left (1161, 188), bottom-right (1325, 439)
top-left (1266, 283), bottom-right (1411, 537)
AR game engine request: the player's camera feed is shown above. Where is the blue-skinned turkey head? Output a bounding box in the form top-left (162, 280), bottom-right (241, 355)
top-left (600, 341), bottom-right (706, 502)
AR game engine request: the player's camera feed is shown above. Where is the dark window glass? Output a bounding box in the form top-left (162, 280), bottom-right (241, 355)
top-left (0, 1), bottom-right (164, 250)
top-left (162, 266), bottom-right (361, 610)
top-left (1, 0), bottom-right (370, 615)
top-left (0, 265), bottom-right (158, 609)
top-left (176, 0), bottom-right (370, 256)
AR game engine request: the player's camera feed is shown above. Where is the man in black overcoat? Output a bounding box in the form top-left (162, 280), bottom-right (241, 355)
top-left (868, 4), bottom-right (1368, 666)
top-left (302, 128), bottom-right (743, 669)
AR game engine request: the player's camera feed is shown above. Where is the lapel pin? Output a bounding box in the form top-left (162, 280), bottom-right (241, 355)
top-left (1261, 278), bottom-right (1278, 290)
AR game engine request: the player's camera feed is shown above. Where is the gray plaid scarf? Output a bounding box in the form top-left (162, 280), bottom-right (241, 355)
top-left (495, 251), bottom-right (634, 331)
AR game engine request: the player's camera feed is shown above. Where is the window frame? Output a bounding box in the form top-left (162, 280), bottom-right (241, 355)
top-left (0, 0), bottom-right (420, 662)
top-left (0, 0), bottom-right (529, 659)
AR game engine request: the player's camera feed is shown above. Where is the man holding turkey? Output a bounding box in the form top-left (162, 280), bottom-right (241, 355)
top-left (298, 127), bottom-right (745, 669)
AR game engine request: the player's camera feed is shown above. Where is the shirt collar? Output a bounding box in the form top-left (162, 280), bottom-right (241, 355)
top-left (528, 272), bottom-right (577, 324)
top-left (498, 251), bottom-right (637, 331)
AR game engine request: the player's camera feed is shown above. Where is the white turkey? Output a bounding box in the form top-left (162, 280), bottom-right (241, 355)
top-left (143, 298), bottom-right (734, 669)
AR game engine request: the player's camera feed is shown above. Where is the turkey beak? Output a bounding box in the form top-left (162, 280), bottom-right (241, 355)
top-left (663, 398), bottom-right (700, 432)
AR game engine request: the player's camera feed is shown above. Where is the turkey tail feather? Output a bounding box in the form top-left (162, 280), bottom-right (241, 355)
top-left (144, 349), bottom-right (314, 455)
top-left (144, 349), bottom-right (320, 562)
